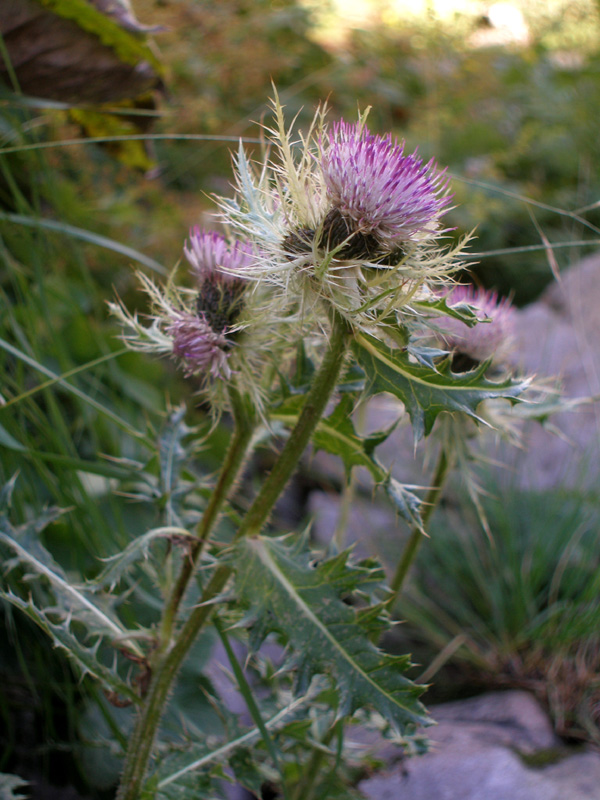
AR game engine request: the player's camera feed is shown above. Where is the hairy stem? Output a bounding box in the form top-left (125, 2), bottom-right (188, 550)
top-left (235, 312), bottom-right (352, 540)
top-left (159, 385), bottom-right (255, 647)
top-left (116, 313), bottom-right (352, 800)
top-left (389, 447), bottom-right (450, 597)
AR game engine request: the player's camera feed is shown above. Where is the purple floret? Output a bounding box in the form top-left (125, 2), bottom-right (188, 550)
top-left (438, 285), bottom-right (514, 364)
top-left (184, 228), bottom-right (255, 283)
top-left (320, 121), bottom-right (452, 248)
top-left (167, 311), bottom-right (231, 379)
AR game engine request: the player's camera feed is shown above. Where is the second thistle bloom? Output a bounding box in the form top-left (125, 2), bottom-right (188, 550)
top-left (436, 285), bottom-right (515, 368)
top-left (111, 230), bottom-right (257, 387)
top-left (166, 229), bottom-right (254, 378)
top-left (319, 121), bottom-right (452, 256)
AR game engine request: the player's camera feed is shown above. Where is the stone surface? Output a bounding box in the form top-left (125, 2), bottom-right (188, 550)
top-left (308, 489), bottom-right (399, 558)
top-left (358, 691), bottom-right (600, 800)
top-left (498, 250), bottom-right (600, 489)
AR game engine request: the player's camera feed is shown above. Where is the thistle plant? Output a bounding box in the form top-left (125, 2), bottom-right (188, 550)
top-left (1, 96), bottom-right (554, 800)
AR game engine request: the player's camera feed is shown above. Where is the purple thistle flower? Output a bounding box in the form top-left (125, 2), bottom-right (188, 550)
top-left (320, 121), bottom-right (452, 252)
top-left (167, 311), bottom-right (232, 380)
top-left (184, 227), bottom-right (255, 283)
top-left (161, 229), bottom-right (255, 381)
top-left (437, 285), bottom-right (515, 366)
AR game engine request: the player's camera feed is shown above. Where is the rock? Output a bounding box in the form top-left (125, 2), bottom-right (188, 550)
top-left (358, 690), bottom-right (600, 800)
top-left (307, 489), bottom-right (398, 558)
top-left (499, 250), bottom-right (600, 489)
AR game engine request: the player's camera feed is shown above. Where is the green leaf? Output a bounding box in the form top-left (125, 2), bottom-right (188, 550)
top-left (354, 332), bottom-right (530, 443)
top-left (234, 535), bottom-right (430, 733)
top-left (0, 515), bottom-right (145, 660)
top-left (271, 395), bottom-right (424, 529)
top-left (271, 395), bottom-right (388, 482)
top-left (90, 527), bottom-right (195, 592)
top-left (152, 690), bottom-right (317, 798)
top-left (158, 406), bottom-right (200, 527)
top-left (1, 591), bottom-right (140, 704)
top-left (410, 295), bottom-right (481, 326)
top-left (0, 424), bottom-right (25, 452)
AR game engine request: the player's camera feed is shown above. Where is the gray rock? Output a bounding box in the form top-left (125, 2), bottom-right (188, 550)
top-left (307, 489), bottom-right (399, 557)
top-left (358, 690), bottom-right (600, 800)
top-left (499, 250), bottom-right (600, 489)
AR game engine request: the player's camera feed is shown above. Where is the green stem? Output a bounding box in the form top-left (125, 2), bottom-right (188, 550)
top-left (235, 312), bottom-right (352, 541)
top-left (158, 385), bottom-right (255, 648)
top-left (291, 724), bottom-right (337, 800)
top-left (215, 618), bottom-right (287, 798)
top-left (390, 447), bottom-right (450, 597)
top-left (116, 314), bottom-right (352, 800)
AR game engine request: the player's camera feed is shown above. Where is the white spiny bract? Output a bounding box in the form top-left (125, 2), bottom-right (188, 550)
top-left (215, 96), bottom-right (468, 340)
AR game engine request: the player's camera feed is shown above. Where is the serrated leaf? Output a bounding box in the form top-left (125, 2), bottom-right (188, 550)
top-left (158, 407), bottom-right (200, 527)
top-left (152, 691), bottom-right (316, 798)
top-left (90, 527), bottom-right (194, 591)
top-left (406, 343), bottom-right (450, 369)
top-left (410, 295), bottom-right (481, 326)
top-left (354, 332), bottom-right (530, 443)
top-left (1, 591), bottom-right (139, 704)
top-left (227, 747), bottom-right (266, 796)
top-left (271, 395), bottom-right (424, 530)
top-left (0, 475), bottom-right (19, 514)
top-left (234, 536), bottom-right (430, 733)
top-left (0, 522), bottom-right (144, 659)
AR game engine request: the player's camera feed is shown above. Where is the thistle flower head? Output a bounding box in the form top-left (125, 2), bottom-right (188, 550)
top-left (319, 121), bottom-right (452, 253)
top-left (110, 230), bottom-right (262, 388)
top-left (166, 311), bottom-right (232, 379)
top-left (184, 227), bottom-right (255, 283)
top-left (436, 285), bottom-right (515, 367)
top-left (215, 96), bottom-right (468, 344)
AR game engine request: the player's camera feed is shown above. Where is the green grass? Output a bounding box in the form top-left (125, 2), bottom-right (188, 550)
top-left (397, 485), bottom-right (600, 741)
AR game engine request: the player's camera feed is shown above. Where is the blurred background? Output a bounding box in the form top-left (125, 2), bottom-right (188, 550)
top-left (1, 1), bottom-right (599, 797)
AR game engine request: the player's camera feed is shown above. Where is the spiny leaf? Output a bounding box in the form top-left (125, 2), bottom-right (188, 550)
top-left (90, 527), bottom-right (195, 591)
top-left (271, 394), bottom-right (387, 482)
top-left (0, 523), bottom-right (144, 658)
top-left (233, 535), bottom-right (430, 733)
top-left (158, 406), bottom-right (200, 527)
top-left (0, 475), bottom-right (19, 515)
top-left (409, 294), bottom-right (481, 326)
top-left (271, 395), bottom-right (424, 529)
top-left (151, 691), bottom-right (316, 798)
top-left (0, 591), bottom-right (139, 704)
top-left (354, 332), bottom-right (530, 443)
